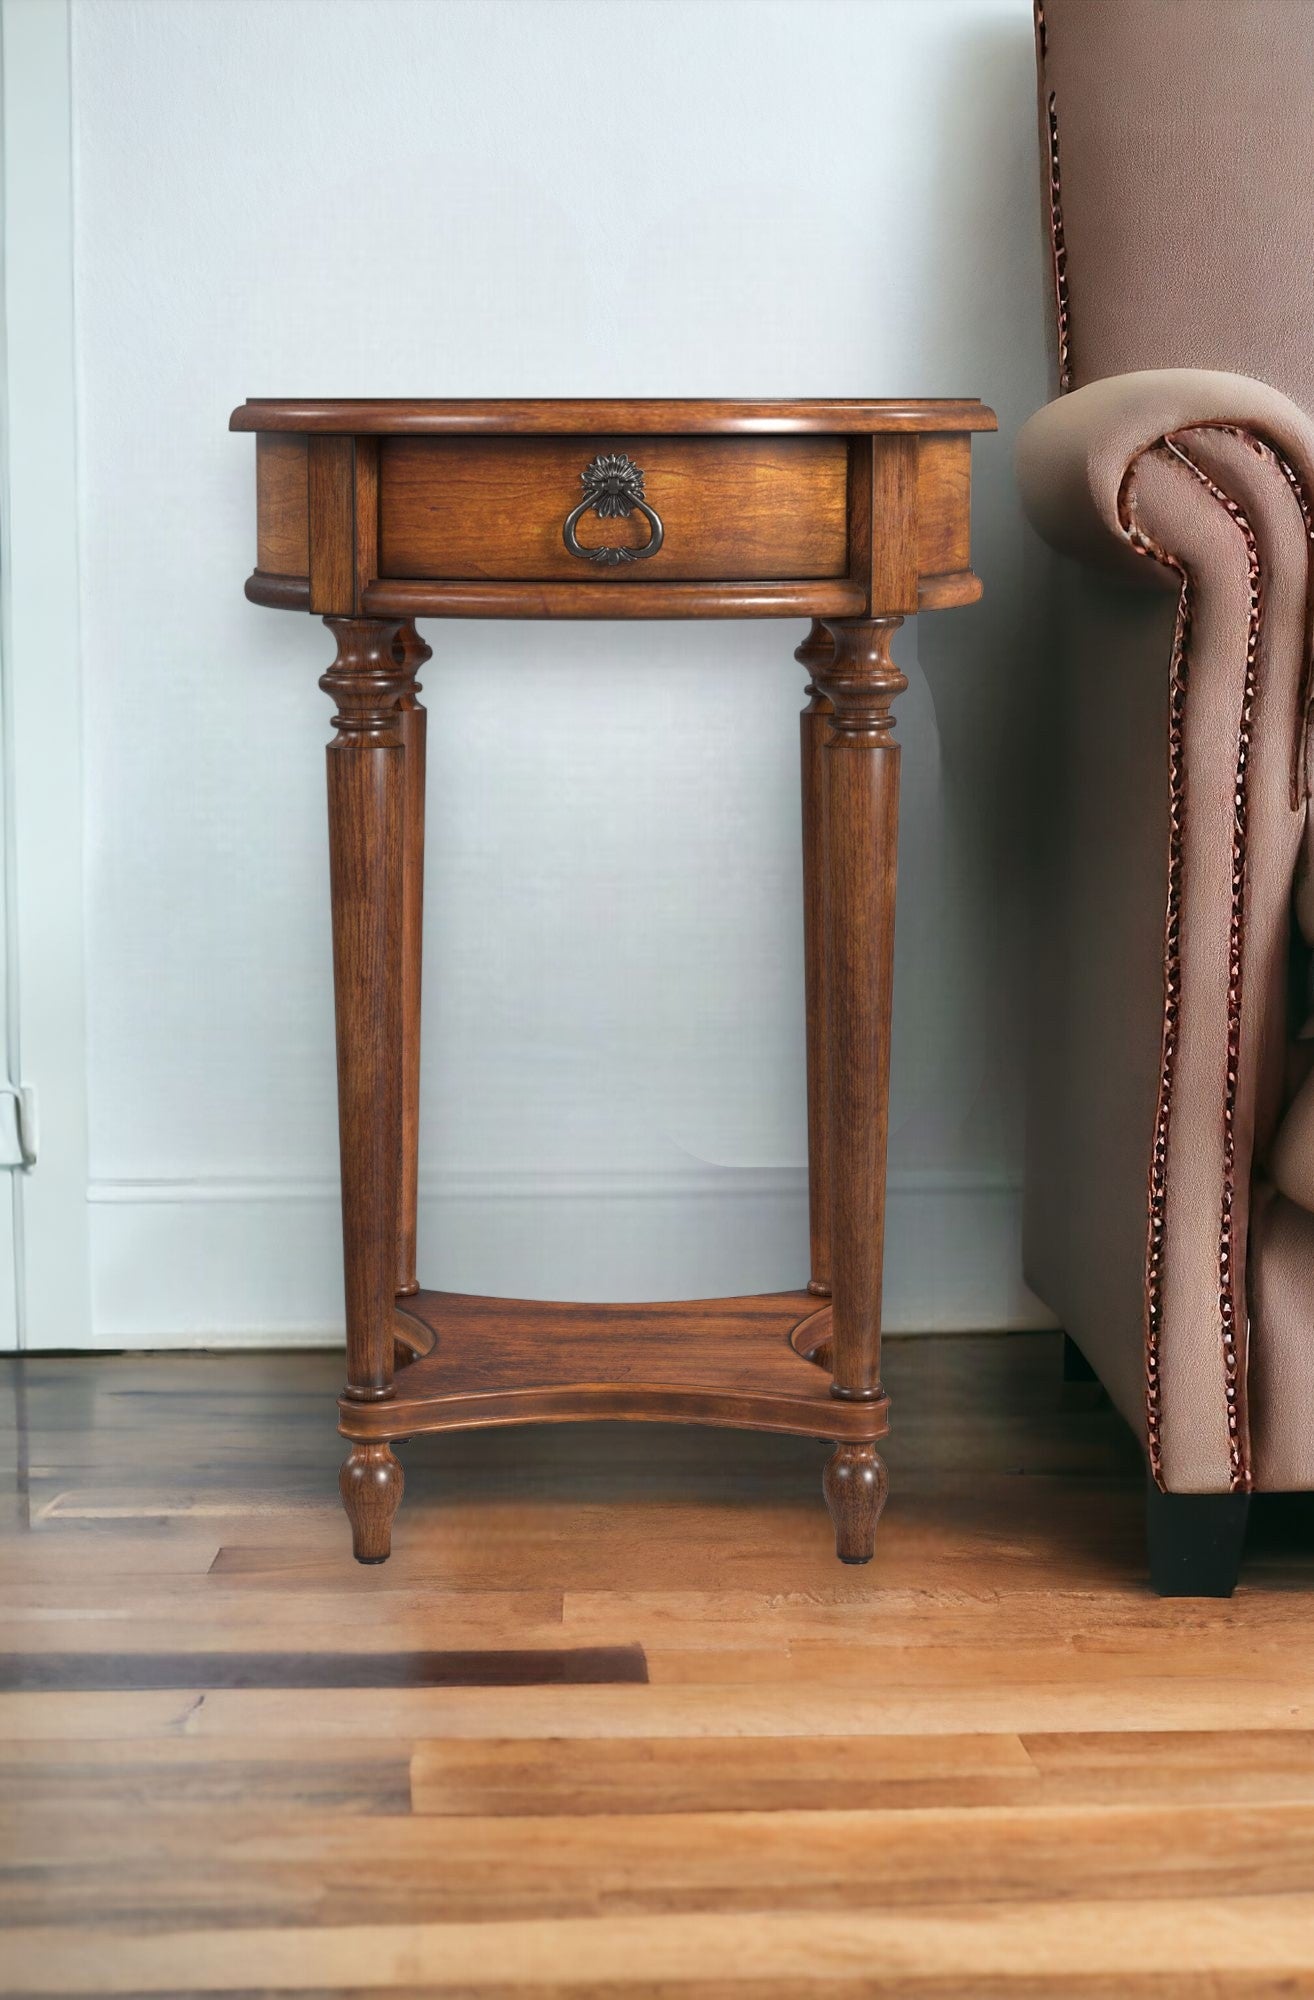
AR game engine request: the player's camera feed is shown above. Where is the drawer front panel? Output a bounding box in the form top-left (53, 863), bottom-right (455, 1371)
top-left (377, 435), bottom-right (850, 582)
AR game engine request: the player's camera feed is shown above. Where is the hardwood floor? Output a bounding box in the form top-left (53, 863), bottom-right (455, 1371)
top-left (4, 1329), bottom-right (1314, 1996)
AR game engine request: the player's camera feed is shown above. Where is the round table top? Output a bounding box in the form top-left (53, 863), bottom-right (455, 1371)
top-left (230, 396), bottom-right (997, 437)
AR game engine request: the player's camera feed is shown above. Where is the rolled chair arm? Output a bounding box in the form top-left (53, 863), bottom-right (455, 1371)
top-left (1017, 367), bottom-right (1314, 577)
top-left (1019, 368), bottom-right (1314, 1495)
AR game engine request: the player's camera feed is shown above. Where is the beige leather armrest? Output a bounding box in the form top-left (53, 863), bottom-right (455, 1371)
top-left (1020, 366), bottom-right (1314, 1494)
top-left (1016, 368), bottom-right (1314, 578)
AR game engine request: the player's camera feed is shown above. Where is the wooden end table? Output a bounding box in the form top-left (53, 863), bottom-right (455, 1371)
top-left (229, 396), bottom-right (996, 1564)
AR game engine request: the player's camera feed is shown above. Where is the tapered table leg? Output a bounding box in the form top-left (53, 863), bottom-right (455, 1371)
top-left (811, 616), bottom-right (906, 1562)
top-left (320, 616), bottom-right (422, 1561)
top-left (797, 620), bottom-right (834, 1301)
top-left (394, 623), bottom-right (432, 1319)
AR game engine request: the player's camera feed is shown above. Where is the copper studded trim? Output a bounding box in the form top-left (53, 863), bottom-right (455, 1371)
top-left (1160, 424), bottom-right (1314, 1479)
top-left (1118, 454), bottom-right (1188, 1488)
top-left (1034, 1), bottom-right (1069, 390)
top-left (1169, 422), bottom-right (1314, 808)
top-left (1044, 90), bottom-right (1072, 393)
top-left (1214, 424), bottom-right (1314, 810)
top-left (1271, 450), bottom-right (1314, 809)
top-left (1162, 437), bottom-right (1259, 1494)
top-left (1117, 429), bottom-right (1300, 1494)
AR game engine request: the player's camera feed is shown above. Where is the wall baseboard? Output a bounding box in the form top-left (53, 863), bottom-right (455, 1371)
top-left (67, 1165), bottom-right (1055, 1351)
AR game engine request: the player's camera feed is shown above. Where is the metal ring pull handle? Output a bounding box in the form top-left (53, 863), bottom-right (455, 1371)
top-left (563, 452), bottom-right (664, 566)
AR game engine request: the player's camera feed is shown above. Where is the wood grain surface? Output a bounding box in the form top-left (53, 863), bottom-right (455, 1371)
top-left (254, 434), bottom-right (309, 576)
top-left (6, 1331), bottom-right (1314, 1995)
top-left (394, 628), bottom-right (430, 1306)
top-left (243, 417), bottom-right (988, 619)
top-left (231, 396), bottom-right (997, 436)
top-left (796, 622), bottom-right (834, 1300)
top-left (357, 1290), bottom-right (888, 1446)
top-left (377, 435), bottom-right (850, 582)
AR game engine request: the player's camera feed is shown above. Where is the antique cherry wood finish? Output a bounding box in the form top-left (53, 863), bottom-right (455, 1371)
top-left (231, 396), bottom-right (994, 1566)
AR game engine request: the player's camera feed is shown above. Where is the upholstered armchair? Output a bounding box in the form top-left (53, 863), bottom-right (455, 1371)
top-left (1019, 0), bottom-right (1314, 1593)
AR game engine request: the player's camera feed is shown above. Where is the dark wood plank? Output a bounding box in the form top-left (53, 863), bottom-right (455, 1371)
top-left (0, 1647), bottom-right (647, 1692)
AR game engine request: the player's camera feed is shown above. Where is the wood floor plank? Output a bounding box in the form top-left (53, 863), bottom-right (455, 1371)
top-left (7, 1336), bottom-right (1314, 1995)
top-left (558, 1582), bottom-right (1314, 1642)
top-left (9, 1896), bottom-right (1314, 1994)
top-left (9, 1676), bottom-right (1314, 1742)
top-left (0, 1750), bottom-right (412, 1815)
top-left (0, 1540), bottom-right (223, 1584)
top-left (18, 1983), bottom-right (1314, 2000)
top-left (409, 1728), bottom-right (1314, 1816)
top-left (0, 1648), bottom-right (647, 1692)
top-left (8, 1800), bottom-right (1314, 1922)
top-left (0, 1588), bottom-right (564, 1649)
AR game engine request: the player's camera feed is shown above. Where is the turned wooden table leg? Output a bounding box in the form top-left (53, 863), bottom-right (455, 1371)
top-left (811, 617), bottom-right (905, 1562)
top-left (797, 620), bottom-right (834, 1302)
top-left (394, 622), bottom-right (432, 1368)
top-left (321, 616), bottom-right (421, 1562)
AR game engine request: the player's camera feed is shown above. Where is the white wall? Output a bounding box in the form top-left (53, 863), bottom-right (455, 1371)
top-left (14, 0), bottom-right (1056, 1346)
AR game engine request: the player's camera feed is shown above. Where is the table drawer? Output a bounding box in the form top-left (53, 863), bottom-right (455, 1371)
top-left (376, 434), bottom-right (850, 582)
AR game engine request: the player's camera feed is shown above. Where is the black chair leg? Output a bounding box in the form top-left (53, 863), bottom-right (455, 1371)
top-left (1061, 1332), bottom-right (1099, 1383)
top-left (1145, 1474), bottom-right (1250, 1597)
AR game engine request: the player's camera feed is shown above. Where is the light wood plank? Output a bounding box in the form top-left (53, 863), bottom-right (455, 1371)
top-left (10, 1676), bottom-right (1314, 1742)
top-left (10, 1896), bottom-right (1314, 1994)
top-left (7, 1336), bottom-right (1314, 1996)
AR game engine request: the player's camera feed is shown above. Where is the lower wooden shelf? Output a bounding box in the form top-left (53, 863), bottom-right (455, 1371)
top-left (337, 1289), bottom-right (889, 1444)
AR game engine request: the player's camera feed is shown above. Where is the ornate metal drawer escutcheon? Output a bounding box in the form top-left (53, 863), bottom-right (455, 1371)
top-left (562, 452), bottom-right (665, 565)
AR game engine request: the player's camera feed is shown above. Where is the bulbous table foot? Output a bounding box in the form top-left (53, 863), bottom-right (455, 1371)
top-left (340, 1442), bottom-right (403, 1563)
top-left (822, 1441), bottom-right (888, 1564)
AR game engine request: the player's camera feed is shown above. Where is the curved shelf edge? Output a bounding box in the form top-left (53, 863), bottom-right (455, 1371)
top-left (244, 571), bottom-right (982, 619)
top-left (394, 1298), bottom-right (438, 1361)
top-left (359, 577), bottom-right (869, 621)
top-left (337, 1288), bottom-right (889, 1444)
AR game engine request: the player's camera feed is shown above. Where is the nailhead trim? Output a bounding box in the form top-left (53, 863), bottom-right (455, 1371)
top-left (1044, 88), bottom-right (1072, 393)
top-left (1119, 461), bottom-right (1188, 1488)
top-left (1162, 437), bottom-right (1259, 1494)
top-left (1216, 424), bottom-right (1314, 811)
top-left (1115, 427), bottom-right (1310, 1494)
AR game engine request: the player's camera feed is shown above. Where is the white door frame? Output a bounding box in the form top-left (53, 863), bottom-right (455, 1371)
top-left (0, 0), bottom-right (91, 1349)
